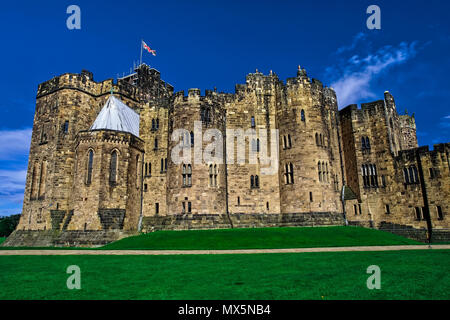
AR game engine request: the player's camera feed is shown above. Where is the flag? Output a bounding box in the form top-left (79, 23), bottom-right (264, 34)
top-left (142, 40), bottom-right (156, 56)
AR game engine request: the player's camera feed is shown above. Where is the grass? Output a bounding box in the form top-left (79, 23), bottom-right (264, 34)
top-left (101, 226), bottom-right (422, 250)
top-left (0, 250), bottom-right (448, 299)
top-left (0, 237), bottom-right (5, 245)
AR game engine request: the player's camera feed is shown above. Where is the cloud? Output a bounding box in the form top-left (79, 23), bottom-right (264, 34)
top-left (328, 39), bottom-right (420, 108)
top-left (0, 169), bottom-right (26, 214)
top-left (0, 128), bottom-right (32, 160)
top-left (336, 32), bottom-right (367, 54)
top-left (440, 115), bottom-right (450, 128)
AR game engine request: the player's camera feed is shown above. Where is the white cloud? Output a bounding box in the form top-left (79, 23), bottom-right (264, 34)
top-left (0, 128), bottom-right (32, 160)
top-left (336, 32), bottom-right (367, 54)
top-left (329, 41), bottom-right (419, 108)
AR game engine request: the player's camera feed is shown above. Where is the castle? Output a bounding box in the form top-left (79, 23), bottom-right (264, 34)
top-left (4, 64), bottom-right (449, 246)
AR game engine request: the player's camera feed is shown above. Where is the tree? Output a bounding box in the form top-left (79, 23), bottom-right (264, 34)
top-left (0, 214), bottom-right (21, 237)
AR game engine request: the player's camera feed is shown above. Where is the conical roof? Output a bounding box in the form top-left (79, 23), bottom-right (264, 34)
top-left (90, 95), bottom-right (139, 137)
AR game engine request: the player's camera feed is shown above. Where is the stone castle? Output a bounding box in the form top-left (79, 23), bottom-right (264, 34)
top-left (4, 64), bottom-right (449, 246)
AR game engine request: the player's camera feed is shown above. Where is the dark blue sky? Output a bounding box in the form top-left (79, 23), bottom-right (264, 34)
top-left (0, 0), bottom-right (449, 215)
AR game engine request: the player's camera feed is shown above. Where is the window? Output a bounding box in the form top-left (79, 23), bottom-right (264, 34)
top-left (365, 137), bottom-right (370, 149)
top-left (385, 204), bottom-right (391, 214)
top-left (38, 162), bottom-right (47, 199)
top-left (110, 151), bottom-right (118, 184)
top-left (188, 201), bottom-right (192, 213)
top-left (266, 202), bottom-right (269, 210)
top-left (155, 203), bottom-right (159, 214)
top-left (354, 204), bottom-right (358, 215)
top-left (405, 165), bottom-right (419, 184)
top-left (161, 159), bottom-right (164, 172)
top-left (164, 158), bottom-right (167, 172)
top-left (63, 120), bottom-right (69, 133)
top-left (429, 167), bottom-right (436, 179)
top-left (30, 163), bottom-right (38, 199)
top-left (285, 163), bottom-right (294, 184)
top-left (154, 138), bottom-right (158, 150)
top-left (148, 162), bottom-right (152, 176)
top-left (136, 155), bottom-right (140, 188)
top-left (283, 136), bottom-right (287, 149)
top-left (156, 118), bottom-right (159, 129)
top-left (209, 164), bottom-right (218, 187)
top-left (251, 116), bottom-right (255, 128)
top-left (201, 107), bottom-right (211, 125)
top-left (86, 150), bottom-right (94, 185)
top-left (315, 133), bottom-right (319, 146)
top-left (437, 206), bottom-right (443, 220)
top-left (182, 164), bottom-right (192, 187)
top-left (415, 207), bottom-right (422, 221)
top-left (250, 175), bottom-right (259, 188)
top-left (287, 135), bottom-right (292, 148)
top-left (381, 175), bottom-right (386, 187)
top-left (358, 204), bottom-right (362, 215)
top-left (309, 192), bottom-right (313, 202)
top-left (144, 183), bottom-right (148, 192)
top-left (151, 119), bottom-right (155, 130)
top-left (301, 109), bottom-right (305, 122)
top-left (190, 131), bottom-right (194, 146)
top-left (237, 197), bottom-right (240, 205)
top-left (362, 136), bottom-right (371, 151)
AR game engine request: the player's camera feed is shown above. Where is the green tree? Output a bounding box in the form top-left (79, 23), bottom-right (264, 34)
top-left (0, 214), bottom-right (21, 237)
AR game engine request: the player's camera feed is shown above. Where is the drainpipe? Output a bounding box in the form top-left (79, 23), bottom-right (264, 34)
top-left (416, 149), bottom-right (432, 244)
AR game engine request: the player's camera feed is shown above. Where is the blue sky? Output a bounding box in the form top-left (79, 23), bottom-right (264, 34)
top-left (0, 0), bottom-right (449, 216)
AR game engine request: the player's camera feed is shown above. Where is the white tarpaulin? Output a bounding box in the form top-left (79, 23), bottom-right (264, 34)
top-left (90, 95), bottom-right (140, 137)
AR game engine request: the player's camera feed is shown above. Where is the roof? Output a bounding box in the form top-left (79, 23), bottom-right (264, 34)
top-left (90, 95), bottom-right (139, 137)
top-left (343, 185), bottom-right (358, 200)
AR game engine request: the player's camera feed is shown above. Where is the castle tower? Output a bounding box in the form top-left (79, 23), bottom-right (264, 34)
top-left (166, 89), bottom-right (227, 216)
top-left (278, 68), bottom-right (342, 215)
top-left (69, 96), bottom-right (144, 231)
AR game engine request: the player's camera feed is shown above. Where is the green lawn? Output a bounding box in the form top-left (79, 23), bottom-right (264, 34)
top-left (0, 250), bottom-right (448, 299)
top-left (102, 226), bottom-right (421, 250)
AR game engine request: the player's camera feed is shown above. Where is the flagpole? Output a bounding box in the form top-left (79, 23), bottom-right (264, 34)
top-left (140, 39), bottom-right (143, 66)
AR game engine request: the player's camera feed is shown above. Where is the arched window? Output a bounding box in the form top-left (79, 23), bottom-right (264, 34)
top-left (187, 165), bottom-right (192, 186)
top-left (154, 138), bottom-right (158, 149)
top-left (151, 119), bottom-right (155, 130)
top-left (182, 164), bottom-right (187, 186)
top-left (110, 151), bottom-right (118, 183)
top-left (136, 155), bottom-right (140, 188)
top-left (256, 139), bottom-right (260, 152)
top-left (30, 163), bottom-right (38, 199)
top-left (283, 136), bottom-right (287, 149)
top-left (320, 134), bottom-right (323, 146)
top-left (190, 131), bottom-right (194, 146)
top-left (284, 164), bottom-right (289, 184)
top-left (315, 133), bottom-right (319, 146)
top-left (255, 175), bottom-right (259, 188)
top-left (250, 175), bottom-right (255, 188)
top-left (156, 118), bottom-right (159, 129)
top-left (209, 165), bottom-right (213, 186)
top-left (318, 162), bottom-right (322, 182)
top-left (365, 137), bottom-right (370, 149)
top-left (161, 158), bottom-right (164, 172)
top-left (301, 109), bottom-right (305, 122)
top-left (144, 163), bottom-right (148, 176)
top-left (325, 162), bottom-right (328, 183)
top-left (38, 161), bottom-right (47, 198)
top-left (86, 150), bottom-right (94, 185)
top-left (408, 167), bottom-right (414, 184)
top-left (164, 158), bottom-right (167, 172)
top-left (362, 137), bottom-right (366, 150)
top-left (148, 162), bottom-right (152, 176)
top-left (288, 135), bottom-right (292, 148)
top-left (322, 161), bottom-right (326, 182)
top-left (412, 166), bottom-right (418, 183)
top-left (251, 116), bottom-right (255, 128)
top-left (289, 163), bottom-right (294, 184)
top-left (214, 164), bottom-right (218, 186)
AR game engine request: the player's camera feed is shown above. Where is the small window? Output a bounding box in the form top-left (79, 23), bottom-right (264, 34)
top-left (437, 206), bottom-right (443, 220)
top-left (63, 120), bottom-right (69, 133)
top-left (86, 150), bottom-right (94, 185)
top-left (144, 183), bottom-right (148, 192)
top-left (415, 207), bottom-right (421, 221)
top-left (301, 109), bottom-right (305, 122)
top-left (156, 118), bottom-right (159, 129)
top-left (358, 204), bottom-right (362, 215)
top-left (251, 116), bottom-right (255, 128)
top-left (385, 204), bottom-right (391, 214)
top-left (188, 202), bottom-right (192, 213)
top-left (190, 131), bottom-right (194, 146)
top-left (309, 192), bottom-right (313, 202)
top-left (354, 204), bottom-right (357, 215)
top-left (266, 201), bottom-right (269, 210)
top-left (155, 203), bottom-right (159, 214)
top-left (109, 151), bottom-right (118, 184)
top-left (154, 138), bottom-right (158, 150)
top-left (237, 197), bottom-right (240, 205)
